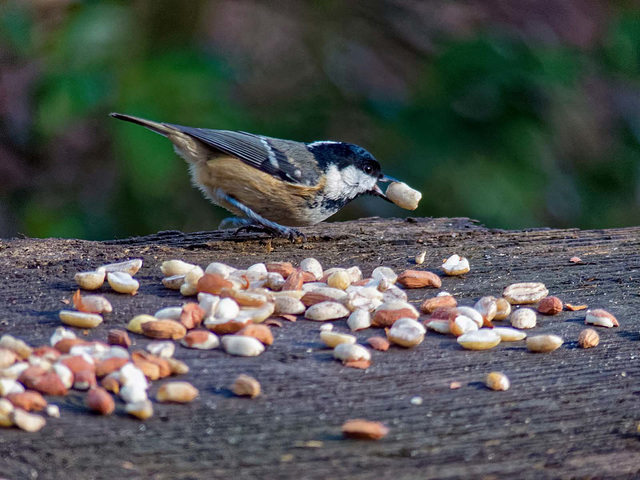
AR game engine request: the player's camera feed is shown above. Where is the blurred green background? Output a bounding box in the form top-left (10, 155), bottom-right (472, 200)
top-left (1, 0), bottom-right (639, 240)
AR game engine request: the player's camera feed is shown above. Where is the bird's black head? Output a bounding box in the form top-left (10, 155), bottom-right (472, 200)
top-left (308, 141), bottom-right (381, 178)
top-left (307, 141), bottom-right (391, 203)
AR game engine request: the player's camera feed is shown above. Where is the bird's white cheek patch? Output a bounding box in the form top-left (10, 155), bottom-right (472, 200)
top-left (324, 165), bottom-right (377, 200)
top-left (341, 166), bottom-right (378, 196)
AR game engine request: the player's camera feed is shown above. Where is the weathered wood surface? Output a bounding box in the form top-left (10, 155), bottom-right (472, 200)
top-left (0, 217), bottom-right (639, 480)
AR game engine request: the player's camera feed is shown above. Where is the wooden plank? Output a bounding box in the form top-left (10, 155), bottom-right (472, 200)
top-left (0, 217), bottom-right (639, 479)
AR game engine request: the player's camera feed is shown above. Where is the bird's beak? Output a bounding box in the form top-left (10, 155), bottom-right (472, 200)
top-left (378, 174), bottom-right (398, 183)
top-left (370, 175), bottom-right (396, 203)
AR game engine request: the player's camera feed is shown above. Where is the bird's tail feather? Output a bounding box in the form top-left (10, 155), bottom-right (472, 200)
top-left (109, 112), bottom-right (176, 137)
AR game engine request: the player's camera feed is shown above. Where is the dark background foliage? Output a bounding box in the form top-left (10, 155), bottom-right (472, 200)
top-left (1, 0), bottom-right (639, 239)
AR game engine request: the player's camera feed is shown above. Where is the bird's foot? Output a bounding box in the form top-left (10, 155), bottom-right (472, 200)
top-left (233, 223), bottom-right (305, 242)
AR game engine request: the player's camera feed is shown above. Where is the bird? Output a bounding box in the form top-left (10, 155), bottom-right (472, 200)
top-left (110, 113), bottom-right (397, 239)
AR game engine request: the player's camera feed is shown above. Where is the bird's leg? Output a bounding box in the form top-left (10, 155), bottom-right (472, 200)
top-left (212, 189), bottom-right (305, 241)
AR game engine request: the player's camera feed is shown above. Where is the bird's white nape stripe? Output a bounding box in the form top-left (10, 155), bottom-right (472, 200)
top-left (323, 164), bottom-right (378, 201)
top-left (308, 141), bottom-right (340, 148)
top-left (260, 137), bottom-right (279, 169)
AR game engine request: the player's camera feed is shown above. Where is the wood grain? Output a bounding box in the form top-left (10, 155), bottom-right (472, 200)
top-left (0, 217), bottom-right (639, 479)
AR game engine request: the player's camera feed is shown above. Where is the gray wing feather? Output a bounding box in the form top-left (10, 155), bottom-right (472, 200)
top-left (164, 124), bottom-right (303, 183)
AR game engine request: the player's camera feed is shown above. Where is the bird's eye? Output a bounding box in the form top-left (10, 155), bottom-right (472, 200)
top-left (363, 164), bottom-right (373, 174)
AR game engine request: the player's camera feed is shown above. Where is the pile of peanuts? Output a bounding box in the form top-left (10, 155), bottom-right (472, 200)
top-left (0, 253), bottom-right (617, 439)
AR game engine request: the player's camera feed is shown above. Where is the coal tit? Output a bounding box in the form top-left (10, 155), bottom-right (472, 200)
top-left (110, 113), bottom-right (397, 239)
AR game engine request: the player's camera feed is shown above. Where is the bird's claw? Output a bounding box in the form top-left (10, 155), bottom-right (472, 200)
top-left (233, 223), bottom-right (305, 242)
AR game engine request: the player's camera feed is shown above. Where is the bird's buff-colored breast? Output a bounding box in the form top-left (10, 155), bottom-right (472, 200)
top-left (190, 155), bottom-right (327, 226)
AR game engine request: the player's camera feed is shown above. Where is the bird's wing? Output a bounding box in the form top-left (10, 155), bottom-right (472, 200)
top-left (165, 124), bottom-right (308, 184)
